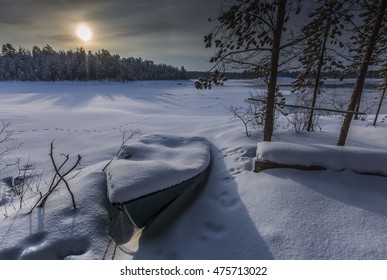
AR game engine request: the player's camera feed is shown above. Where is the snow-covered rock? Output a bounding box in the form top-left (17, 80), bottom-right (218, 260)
top-left (106, 134), bottom-right (211, 204)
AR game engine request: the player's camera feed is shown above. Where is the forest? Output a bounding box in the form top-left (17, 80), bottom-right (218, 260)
top-left (0, 43), bottom-right (189, 81)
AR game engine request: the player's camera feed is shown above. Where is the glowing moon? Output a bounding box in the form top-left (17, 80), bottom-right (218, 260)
top-left (76, 25), bottom-right (92, 41)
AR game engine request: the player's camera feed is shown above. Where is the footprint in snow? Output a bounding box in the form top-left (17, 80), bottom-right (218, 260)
top-left (20, 237), bottom-right (90, 260)
top-left (222, 176), bottom-right (234, 183)
top-left (205, 221), bottom-right (225, 233)
top-left (215, 190), bottom-right (240, 209)
top-left (229, 167), bottom-right (243, 177)
top-left (198, 222), bottom-right (226, 242)
top-left (24, 232), bottom-right (47, 245)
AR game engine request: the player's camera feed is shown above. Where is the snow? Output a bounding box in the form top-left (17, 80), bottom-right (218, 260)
top-left (106, 134), bottom-right (210, 204)
top-left (0, 167), bottom-right (110, 259)
top-left (0, 80), bottom-right (387, 260)
top-left (256, 141), bottom-right (387, 176)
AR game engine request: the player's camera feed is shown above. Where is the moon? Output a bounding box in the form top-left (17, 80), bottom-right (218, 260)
top-left (76, 25), bottom-right (92, 42)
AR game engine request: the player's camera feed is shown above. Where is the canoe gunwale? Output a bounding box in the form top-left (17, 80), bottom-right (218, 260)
top-left (111, 164), bottom-right (210, 229)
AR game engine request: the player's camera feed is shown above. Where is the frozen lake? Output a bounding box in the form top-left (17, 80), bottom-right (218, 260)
top-left (1, 79), bottom-right (387, 260)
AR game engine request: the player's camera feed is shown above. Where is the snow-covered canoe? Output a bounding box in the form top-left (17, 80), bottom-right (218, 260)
top-left (105, 134), bottom-right (211, 229)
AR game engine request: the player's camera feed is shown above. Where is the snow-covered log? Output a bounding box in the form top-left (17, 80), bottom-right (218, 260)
top-left (255, 142), bottom-right (387, 176)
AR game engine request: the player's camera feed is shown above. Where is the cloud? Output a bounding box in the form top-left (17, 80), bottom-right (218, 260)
top-left (0, 0), bottom-right (222, 69)
top-left (0, 0), bottom-right (221, 36)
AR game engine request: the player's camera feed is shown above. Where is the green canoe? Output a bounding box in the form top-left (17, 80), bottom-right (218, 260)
top-left (115, 167), bottom-right (209, 229)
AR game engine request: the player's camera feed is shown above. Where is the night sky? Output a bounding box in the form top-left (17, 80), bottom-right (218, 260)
top-left (0, 0), bottom-right (223, 70)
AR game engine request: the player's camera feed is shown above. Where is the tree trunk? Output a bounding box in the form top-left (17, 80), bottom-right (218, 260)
top-left (307, 18), bottom-right (331, 132)
top-left (354, 91), bottom-right (362, 120)
top-left (373, 87), bottom-right (386, 126)
top-left (337, 0), bottom-right (387, 146)
top-left (263, 0), bottom-right (287, 141)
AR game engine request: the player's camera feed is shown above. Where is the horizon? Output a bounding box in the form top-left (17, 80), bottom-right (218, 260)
top-left (0, 0), bottom-right (223, 71)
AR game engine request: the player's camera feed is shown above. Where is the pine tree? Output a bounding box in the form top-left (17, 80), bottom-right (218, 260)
top-left (337, 0), bottom-right (387, 146)
top-left (195, 0), bottom-right (301, 141)
top-left (292, 0), bottom-right (351, 131)
top-left (373, 62), bottom-right (387, 126)
top-left (350, 1), bottom-right (387, 118)
top-left (0, 43), bottom-right (189, 82)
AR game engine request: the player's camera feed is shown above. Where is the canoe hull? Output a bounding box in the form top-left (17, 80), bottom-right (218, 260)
top-left (118, 169), bottom-right (209, 229)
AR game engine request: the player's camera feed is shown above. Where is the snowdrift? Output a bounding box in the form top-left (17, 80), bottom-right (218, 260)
top-left (255, 142), bottom-right (387, 176)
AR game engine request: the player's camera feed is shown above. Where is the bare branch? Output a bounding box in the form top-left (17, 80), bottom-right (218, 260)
top-left (48, 142), bottom-right (80, 209)
top-left (30, 141), bottom-right (82, 212)
top-left (102, 129), bottom-right (140, 172)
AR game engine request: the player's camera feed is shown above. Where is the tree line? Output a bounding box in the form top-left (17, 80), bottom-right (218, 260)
top-left (0, 43), bottom-right (189, 82)
top-left (196, 0), bottom-right (387, 146)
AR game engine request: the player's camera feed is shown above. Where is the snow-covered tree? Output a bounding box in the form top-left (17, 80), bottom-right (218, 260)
top-left (0, 43), bottom-right (187, 82)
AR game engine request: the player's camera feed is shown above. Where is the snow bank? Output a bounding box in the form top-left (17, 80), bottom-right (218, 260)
top-left (106, 134), bottom-right (211, 204)
top-left (0, 168), bottom-right (110, 260)
top-left (256, 141), bottom-right (387, 176)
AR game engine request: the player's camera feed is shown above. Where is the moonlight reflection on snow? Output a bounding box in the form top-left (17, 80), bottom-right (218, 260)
top-left (0, 80), bottom-right (387, 260)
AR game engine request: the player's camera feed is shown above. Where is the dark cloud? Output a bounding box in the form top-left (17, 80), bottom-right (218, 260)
top-left (0, 0), bottom-right (222, 70)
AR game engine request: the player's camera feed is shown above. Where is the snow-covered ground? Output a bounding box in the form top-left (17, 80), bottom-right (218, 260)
top-left (0, 79), bottom-right (387, 260)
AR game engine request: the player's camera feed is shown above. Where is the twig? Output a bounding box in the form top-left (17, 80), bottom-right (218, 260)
top-left (48, 142), bottom-right (81, 209)
top-left (47, 154), bottom-right (69, 192)
top-left (29, 140), bottom-right (82, 212)
top-left (102, 129), bottom-right (139, 172)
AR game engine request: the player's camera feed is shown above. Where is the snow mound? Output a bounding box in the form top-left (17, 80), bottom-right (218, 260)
top-left (256, 141), bottom-right (387, 176)
top-left (0, 168), bottom-right (110, 260)
top-left (106, 134), bottom-right (211, 204)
